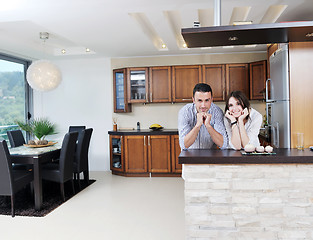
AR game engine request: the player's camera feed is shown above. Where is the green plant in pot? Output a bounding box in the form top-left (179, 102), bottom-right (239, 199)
top-left (16, 118), bottom-right (57, 145)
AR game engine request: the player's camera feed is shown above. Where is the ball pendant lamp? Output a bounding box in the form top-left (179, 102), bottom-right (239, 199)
top-left (26, 32), bottom-right (62, 92)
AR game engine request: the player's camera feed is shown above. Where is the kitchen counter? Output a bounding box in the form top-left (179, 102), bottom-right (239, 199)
top-left (180, 148), bottom-right (313, 239)
top-left (179, 148), bottom-right (313, 164)
top-left (108, 129), bottom-right (178, 135)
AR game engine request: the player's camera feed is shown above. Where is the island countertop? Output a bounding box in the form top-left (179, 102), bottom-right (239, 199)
top-left (179, 148), bottom-right (313, 164)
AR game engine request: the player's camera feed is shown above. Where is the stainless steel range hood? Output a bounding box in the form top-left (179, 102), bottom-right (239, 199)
top-left (181, 21), bottom-right (313, 48)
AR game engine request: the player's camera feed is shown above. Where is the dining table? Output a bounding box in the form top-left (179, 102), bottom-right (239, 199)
top-left (9, 143), bottom-right (61, 210)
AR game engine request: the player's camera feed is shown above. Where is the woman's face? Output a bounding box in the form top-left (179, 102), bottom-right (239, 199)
top-left (228, 97), bottom-right (243, 118)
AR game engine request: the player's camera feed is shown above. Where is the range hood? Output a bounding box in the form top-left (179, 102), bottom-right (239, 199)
top-left (181, 21), bottom-right (313, 48)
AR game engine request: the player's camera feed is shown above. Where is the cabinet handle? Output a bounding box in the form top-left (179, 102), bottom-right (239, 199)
top-left (148, 136), bottom-right (150, 146)
top-left (182, 98), bottom-right (192, 101)
top-left (150, 93), bottom-right (152, 102)
top-left (144, 136), bottom-right (146, 146)
top-left (223, 91), bottom-right (225, 100)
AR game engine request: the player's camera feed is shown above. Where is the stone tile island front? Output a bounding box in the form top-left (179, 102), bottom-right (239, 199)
top-left (179, 149), bottom-right (313, 240)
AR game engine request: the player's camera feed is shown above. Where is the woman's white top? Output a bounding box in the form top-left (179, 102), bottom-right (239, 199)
top-left (224, 108), bottom-right (262, 150)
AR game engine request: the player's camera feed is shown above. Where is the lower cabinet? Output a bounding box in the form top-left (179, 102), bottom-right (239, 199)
top-left (110, 133), bottom-right (181, 176)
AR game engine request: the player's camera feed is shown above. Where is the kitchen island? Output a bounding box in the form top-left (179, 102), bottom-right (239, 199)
top-left (179, 149), bottom-right (313, 239)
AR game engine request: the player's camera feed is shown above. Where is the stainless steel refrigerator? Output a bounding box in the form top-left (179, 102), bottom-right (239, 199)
top-left (266, 44), bottom-right (291, 148)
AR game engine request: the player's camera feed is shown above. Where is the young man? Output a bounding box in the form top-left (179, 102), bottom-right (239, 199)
top-left (178, 83), bottom-right (228, 150)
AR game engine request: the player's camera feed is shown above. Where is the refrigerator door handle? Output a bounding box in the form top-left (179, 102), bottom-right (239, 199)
top-left (275, 122), bottom-right (279, 148)
top-left (266, 78), bottom-right (271, 102)
top-left (266, 102), bottom-right (272, 126)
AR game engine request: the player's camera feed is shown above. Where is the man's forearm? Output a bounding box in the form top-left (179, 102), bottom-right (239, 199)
top-left (206, 125), bottom-right (223, 148)
top-left (184, 125), bottom-right (201, 149)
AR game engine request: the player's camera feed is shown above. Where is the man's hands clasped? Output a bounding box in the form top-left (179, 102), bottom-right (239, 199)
top-left (196, 112), bottom-right (212, 128)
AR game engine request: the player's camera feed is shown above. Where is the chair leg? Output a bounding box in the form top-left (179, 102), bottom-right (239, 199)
top-left (83, 170), bottom-right (89, 185)
top-left (11, 195), bottom-right (15, 218)
top-left (60, 183), bottom-right (65, 202)
top-left (77, 173), bottom-right (81, 190)
top-left (71, 179), bottom-right (75, 194)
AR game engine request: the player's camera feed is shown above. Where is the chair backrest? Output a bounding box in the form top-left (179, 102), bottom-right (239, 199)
top-left (7, 130), bottom-right (25, 148)
top-left (0, 140), bottom-right (14, 195)
top-left (75, 128), bottom-right (93, 172)
top-left (59, 132), bottom-right (78, 182)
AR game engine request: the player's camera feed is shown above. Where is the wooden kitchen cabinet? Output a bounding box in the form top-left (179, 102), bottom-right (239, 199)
top-left (171, 135), bottom-right (182, 173)
top-left (149, 66), bottom-right (172, 103)
top-left (226, 63), bottom-right (249, 99)
top-left (109, 131), bottom-right (181, 177)
top-left (124, 135), bottom-right (147, 173)
top-left (148, 135), bottom-right (171, 173)
top-left (172, 65), bottom-right (201, 102)
top-left (113, 69), bottom-right (131, 113)
top-left (249, 60), bottom-right (267, 100)
top-left (110, 135), bottom-right (124, 172)
top-left (202, 64), bottom-right (226, 101)
top-left (124, 135), bottom-right (171, 174)
top-left (127, 67), bottom-right (149, 103)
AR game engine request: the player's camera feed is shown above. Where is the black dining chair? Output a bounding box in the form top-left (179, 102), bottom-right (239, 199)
top-left (0, 140), bottom-right (34, 217)
top-left (7, 130), bottom-right (32, 170)
top-left (41, 131), bottom-right (78, 201)
top-left (73, 128), bottom-right (93, 189)
top-left (7, 130), bottom-right (25, 148)
top-left (69, 126), bottom-right (86, 138)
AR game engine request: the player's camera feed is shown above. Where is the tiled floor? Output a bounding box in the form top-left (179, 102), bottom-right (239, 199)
top-left (0, 172), bottom-right (185, 240)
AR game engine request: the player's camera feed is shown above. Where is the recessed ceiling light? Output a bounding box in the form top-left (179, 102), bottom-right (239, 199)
top-left (183, 43), bottom-right (187, 48)
top-left (86, 48), bottom-right (90, 52)
top-left (161, 44), bottom-right (167, 49)
top-left (61, 49), bottom-right (66, 54)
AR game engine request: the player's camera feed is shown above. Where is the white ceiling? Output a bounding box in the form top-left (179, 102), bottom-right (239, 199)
top-left (0, 0), bottom-right (312, 60)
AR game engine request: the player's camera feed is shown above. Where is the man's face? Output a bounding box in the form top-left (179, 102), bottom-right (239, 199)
top-left (193, 91), bottom-right (213, 113)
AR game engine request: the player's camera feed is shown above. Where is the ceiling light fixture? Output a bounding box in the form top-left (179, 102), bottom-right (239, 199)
top-left (26, 32), bottom-right (62, 92)
top-left (61, 49), bottom-right (66, 54)
top-left (86, 48), bottom-right (90, 52)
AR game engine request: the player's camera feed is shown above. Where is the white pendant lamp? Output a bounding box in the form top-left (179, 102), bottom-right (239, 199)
top-left (26, 32), bottom-right (62, 92)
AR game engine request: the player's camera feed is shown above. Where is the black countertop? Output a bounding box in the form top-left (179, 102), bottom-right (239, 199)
top-left (108, 129), bottom-right (178, 135)
top-left (179, 148), bottom-right (313, 164)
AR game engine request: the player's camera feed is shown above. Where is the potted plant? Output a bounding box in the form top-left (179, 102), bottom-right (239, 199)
top-left (16, 118), bottom-right (57, 145)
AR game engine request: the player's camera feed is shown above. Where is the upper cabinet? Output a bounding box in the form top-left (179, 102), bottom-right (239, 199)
top-left (226, 64), bottom-right (249, 99)
top-left (149, 66), bottom-right (172, 103)
top-left (113, 61), bottom-right (267, 112)
top-left (113, 68), bottom-right (131, 113)
top-left (249, 60), bottom-right (267, 100)
top-left (172, 65), bottom-right (201, 102)
top-left (127, 67), bottom-right (149, 103)
top-left (202, 64), bottom-right (226, 101)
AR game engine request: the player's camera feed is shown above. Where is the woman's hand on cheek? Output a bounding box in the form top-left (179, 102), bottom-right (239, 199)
top-left (225, 110), bottom-right (236, 122)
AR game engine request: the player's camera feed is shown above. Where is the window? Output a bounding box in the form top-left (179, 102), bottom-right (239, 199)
top-left (0, 53), bottom-right (32, 144)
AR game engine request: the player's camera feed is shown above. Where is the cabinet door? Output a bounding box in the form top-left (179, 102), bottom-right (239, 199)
top-left (149, 66), bottom-right (172, 103)
top-left (202, 64), bottom-right (226, 102)
top-left (148, 135), bottom-right (171, 173)
top-left (249, 60), bottom-right (267, 100)
top-left (172, 65), bottom-right (201, 102)
top-left (110, 135), bottom-right (124, 172)
top-left (124, 136), bottom-right (147, 173)
top-left (226, 64), bottom-right (249, 98)
top-left (171, 135), bottom-right (182, 173)
top-left (113, 69), bottom-right (131, 113)
top-left (127, 67), bottom-right (149, 103)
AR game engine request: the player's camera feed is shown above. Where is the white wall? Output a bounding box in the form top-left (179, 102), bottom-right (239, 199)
top-left (33, 57), bottom-right (112, 171)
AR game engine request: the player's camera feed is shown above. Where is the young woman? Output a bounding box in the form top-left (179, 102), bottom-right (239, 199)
top-left (224, 91), bottom-right (262, 150)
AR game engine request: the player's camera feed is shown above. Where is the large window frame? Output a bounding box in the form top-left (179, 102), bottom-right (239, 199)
top-left (0, 53), bottom-right (33, 142)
